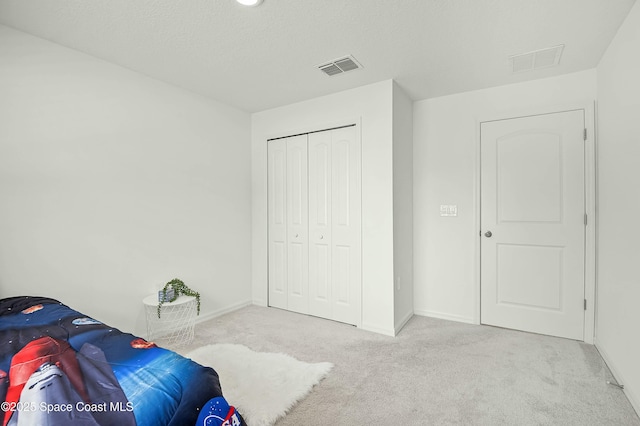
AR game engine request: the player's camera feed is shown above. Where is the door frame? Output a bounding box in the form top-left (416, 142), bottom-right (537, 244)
top-left (474, 102), bottom-right (596, 343)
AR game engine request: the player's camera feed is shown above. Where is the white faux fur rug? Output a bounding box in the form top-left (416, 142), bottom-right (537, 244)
top-left (187, 343), bottom-right (333, 426)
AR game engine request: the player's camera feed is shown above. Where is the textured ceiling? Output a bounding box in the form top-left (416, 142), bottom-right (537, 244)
top-left (0, 0), bottom-right (636, 112)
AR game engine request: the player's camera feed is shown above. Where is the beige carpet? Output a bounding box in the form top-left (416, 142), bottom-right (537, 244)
top-left (177, 305), bottom-right (640, 426)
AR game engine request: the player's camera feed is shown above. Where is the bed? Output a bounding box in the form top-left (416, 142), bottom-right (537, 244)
top-left (0, 296), bottom-right (245, 426)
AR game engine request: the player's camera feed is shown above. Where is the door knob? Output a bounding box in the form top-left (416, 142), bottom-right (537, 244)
top-left (484, 231), bottom-right (492, 238)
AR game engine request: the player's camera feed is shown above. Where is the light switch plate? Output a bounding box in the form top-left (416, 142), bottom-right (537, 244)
top-left (440, 205), bottom-right (458, 217)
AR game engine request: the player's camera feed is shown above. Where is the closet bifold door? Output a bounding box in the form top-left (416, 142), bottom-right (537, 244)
top-left (267, 138), bottom-right (288, 309)
top-left (267, 135), bottom-right (309, 313)
top-left (308, 131), bottom-right (332, 319)
top-left (309, 126), bottom-right (361, 326)
top-left (330, 126), bottom-right (361, 326)
top-left (285, 135), bottom-right (309, 314)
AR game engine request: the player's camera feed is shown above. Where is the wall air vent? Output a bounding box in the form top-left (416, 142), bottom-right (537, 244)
top-left (318, 55), bottom-right (363, 77)
top-left (509, 45), bottom-right (564, 73)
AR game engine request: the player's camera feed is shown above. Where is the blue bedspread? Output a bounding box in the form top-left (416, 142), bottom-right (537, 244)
top-left (0, 296), bottom-right (230, 426)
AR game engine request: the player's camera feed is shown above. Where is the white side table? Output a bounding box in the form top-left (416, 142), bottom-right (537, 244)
top-left (143, 294), bottom-right (196, 347)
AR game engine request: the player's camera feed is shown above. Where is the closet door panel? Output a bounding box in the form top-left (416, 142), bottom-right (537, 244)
top-left (286, 135), bottom-right (309, 314)
top-left (334, 245), bottom-right (351, 304)
top-left (267, 139), bottom-right (288, 309)
top-left (334, 139), bottom-right (351, 226)
top-left (308, 131), bottom-right (332, 319)
top-left (331, 126), bottom-right (362, 326)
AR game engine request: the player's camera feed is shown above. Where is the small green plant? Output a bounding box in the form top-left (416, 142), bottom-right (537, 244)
top-left (157, 278), bottom-right (201, 318)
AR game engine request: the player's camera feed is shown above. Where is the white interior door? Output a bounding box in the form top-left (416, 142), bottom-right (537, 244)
top-left (286, 135), bottom-right (309, 314)
top-left (308, 126), bottom-right (361, 326)
top-left (269, 125), bottom-right (361, 326)
top-left (480, 110), bottom-right (585, 340)
top-left (330, 126), bottom-right (361, 325)
top-left (267, 138), bottom-right (288, 309)
top-left (308, 130), bottom-right (332, 319)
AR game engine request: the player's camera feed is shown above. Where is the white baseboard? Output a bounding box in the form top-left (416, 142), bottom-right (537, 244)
top-left (413, 309), bottom-right (475, 325)
top-left (194, 299), bottom-right (252, 325)
top-left (361, 322), bottom-right (396, 337)
top-left (595, 342), bottom-right (640, 417)
top-left (252, 298), bottom-right (267, 307)
top-left (395, 310), bottom-right (414, 335)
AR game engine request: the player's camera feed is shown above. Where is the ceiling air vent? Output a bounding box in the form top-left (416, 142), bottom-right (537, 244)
top-left (509, 45), bottom-right (564, 73)
top-left (318, 55), bottom-right (363, 77)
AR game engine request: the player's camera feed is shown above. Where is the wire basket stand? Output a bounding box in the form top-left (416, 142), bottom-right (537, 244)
top-left (143, 294), bottom-right (196, 347)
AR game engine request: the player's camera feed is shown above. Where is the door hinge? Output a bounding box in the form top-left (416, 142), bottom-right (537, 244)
top-left (584, 299), bottom-right (587, 310)
top-left (583, 128), bottom-right (587, 141)
top-left (584, 213), bottom-right (588, 226)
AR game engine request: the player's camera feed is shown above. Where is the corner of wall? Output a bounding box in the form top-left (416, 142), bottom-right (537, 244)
top-left (593, 0), bottom-right (640, 417)
top-left (392, 82), bottom-right (415, 333)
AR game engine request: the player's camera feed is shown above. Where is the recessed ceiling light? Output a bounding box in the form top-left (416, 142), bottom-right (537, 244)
top-left (236, 0), bottom-right (263, 6)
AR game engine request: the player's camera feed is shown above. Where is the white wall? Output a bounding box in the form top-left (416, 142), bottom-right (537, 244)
top-left (392, 82), bottom-right (414, 333)
top-left (0, 25), bottom-right (252, 336)
top-left (413, 70), bottom-right (597, 323)
top-left (595, 0), bottom-right (640, 414)
top-left (252, 80), bottom-right (397, 335)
